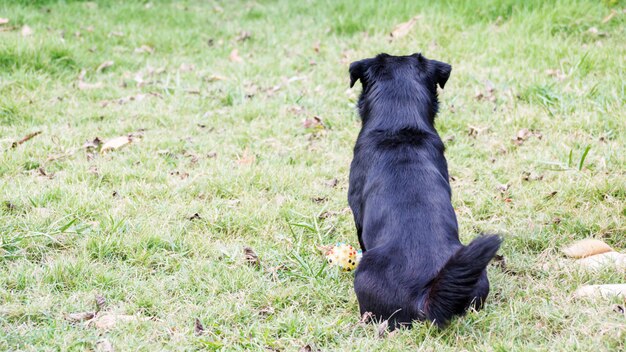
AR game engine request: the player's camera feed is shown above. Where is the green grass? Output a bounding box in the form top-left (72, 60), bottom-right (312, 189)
top-left (1, 0), bottom-right (625, 350)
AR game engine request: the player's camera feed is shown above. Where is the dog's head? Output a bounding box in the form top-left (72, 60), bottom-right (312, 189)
top-left (349, 53), bottom-right (451, 125)
top-left (349, 53), bottom-right (451, 90)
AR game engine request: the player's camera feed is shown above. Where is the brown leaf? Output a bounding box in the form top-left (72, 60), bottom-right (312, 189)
top-left (236, 31), bottom-right (251, 42)
top-left (302, 116), bottom-right (325, 130)
top-left (324, 178), bottom-right (338, 188)
top-left (95, 294), bottom-right (106, 312)
top-left (96, 61), bottom-right (114, 73)
top-left (390, 16), bottom-right (421, 39)
top-left (83, 137), bottom-right (102, 150)
top-left (613, 304), bottom-right (625, 315)
top-left (188, 213), bottom-right (202, 221)
top-left (496, 184), bottom-right (509, 193)
top-left (243, 247), bottom-right (260, 268)
top-left (89, 313), bottom-right (149, 330)
top-left (229, 49), bottom-right (243, 63)
top-left (96, 338), bottom-right (114, 352)
top-left (237, 148), bottom-right (256, 165)
top-left (21, 25), bottom-right (33, 37)
top-left (101, 135), bottom-right (132, 153)
top-left (134, 45), bottom-right (154, 54)
top-left (258, 306), bottom-right (275, 316)
top-left (10, 131), bottom-right (41, 149)
top-left (65, 311), bottom-right (95, 323)
top-left (194, 318), bottom-right (205, 336)
top-left (467, 125), bottom-right (488, 137)
top-left (179, 63), bottom-right (195, 72)
top-left (299, 345), bottom-right (320, 352)
top-left (0, 18), bottom-right (9, 25)
top-left (562, 239), bottom-right (614, 258)
top-left (359, 311), bottom-right (374, 324)
top-left (205, 74), bottom-right (227, 82)
top-left (377, 320), bottom-right (389, 338)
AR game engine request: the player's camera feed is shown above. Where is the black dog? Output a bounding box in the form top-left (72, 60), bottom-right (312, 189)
top-left (348, 53), bottom-right (501, 329)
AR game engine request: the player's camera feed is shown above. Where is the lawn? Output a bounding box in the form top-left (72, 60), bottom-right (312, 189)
top-left (0, 0), bottom-right (624, 350)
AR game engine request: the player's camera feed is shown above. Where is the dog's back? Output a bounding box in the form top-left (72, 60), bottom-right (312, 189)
top-left (348, 54), bottom-right (501, 328)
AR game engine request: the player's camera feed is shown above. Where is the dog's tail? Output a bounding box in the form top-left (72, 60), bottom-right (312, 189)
top-left (423, 235), bottom-right (502, 327)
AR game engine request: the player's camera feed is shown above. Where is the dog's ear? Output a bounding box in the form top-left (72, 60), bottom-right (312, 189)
top-left (430, 60), bottom-right (452, 89)
top-left (349, 58), bottom-right (374, 88)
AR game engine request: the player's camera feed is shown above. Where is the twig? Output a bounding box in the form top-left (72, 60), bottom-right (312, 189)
top-left (11, 131), bottom-right (42, 149)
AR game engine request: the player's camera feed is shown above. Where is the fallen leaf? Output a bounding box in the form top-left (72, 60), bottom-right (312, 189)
top-left (134, 45), bottom-right (154, 54)
top-left (21, 25), bottom-right (33, 36)
top-left (96, 338), bottom-right (114, 352)
top-left (205, 74), bottom-right (227, 82)
top-left (0, 18), bottom-right (9, 25)
top-left (236, 31), bottom-right (251, 41)
top-left (377, 320), bottom-right (389, 338)
top-left (10, 131), bottom-right (41, 149)
top-left (189, 213), bottom-right (201, 221)
top-left (573, 284), bottom-right (626, 299)
top-left (302, 116), bottom-right (325, 130)
top-left (513, 128), bottom-right (541, 146)
top-left (390, 15), bottom-right (420, 39)
top-left (496, 184), bottom-right (509, 193)
top-left (101, 135), bottom-right (132, 153)
top-left (311, 196), bottom-right (327, 203)
top-left (613, 304), bottom-right (625, 316)
top-left (236, 148), bottom-right (255, 165)
top-left (359, 311), bottom-right (374, 324)
top-left (95, 294), bottom-right (106, 312)
top-left (258, 306), bottom-right (275, 316)
top-left (179, 63), bottom-right (195, 72)
top-left (96, 60), bottom-right (114, 73)
top-left (325, 178), bottom-right (338, 188)
top-left (229, 49), bottom-right (243, 63)
top-left (467, 125), bottom-right (488, 137)
top-left (83, 137), bottom-right (102, 150)
top-left (243, 247), bottom-right (260, 268)
top-left (194, 318), bottom-right (205, 336)
top-left (89, 313), bottom-right (149, 330)
top-left (577, 252), bottom-right (626, 270)
top-left (562, 239), bottom-right (614, 258)
top-left (65, 311), bottom-right (95, 323)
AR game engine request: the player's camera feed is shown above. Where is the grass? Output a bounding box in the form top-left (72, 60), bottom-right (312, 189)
top-left (0, 0), bottom-right (624, 350)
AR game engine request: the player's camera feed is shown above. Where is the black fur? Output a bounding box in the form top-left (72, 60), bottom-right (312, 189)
top-left (348, 53), bottom-right (501, 329)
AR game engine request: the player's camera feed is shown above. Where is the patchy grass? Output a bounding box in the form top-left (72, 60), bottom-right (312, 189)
top-left (0, 0), bottom-right (624, 350)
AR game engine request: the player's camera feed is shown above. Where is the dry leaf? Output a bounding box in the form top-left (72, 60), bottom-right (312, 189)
top-left (243, 247), bottom-right (260, 268)
top-left (96, 338), bottom-right (114, 352)
top-left (258, 306), bottom-right (275, 316)
top-left (188, 213), bottom-right (201, 221)
top-left (179, 63), bottom-right (195, 72)
top-left (21, 25), bottom-right (33, 36)
top-left (325, 178), bottom-right (338, 188)
top-left (577, 252), bottom-right (626, 270)
top-left (205, 74), bottom-right (227, 82)
top-left (377, 320), bottom-right (389, 338)
top-left (96, 61), bottom-right (114, 73)
top-left (390, 16), bottom-right (420, 39)
top-left (95, 294), bottom-right (106, 312)
top-left (562, 239), bottom-right (614, 258)
top-left (573, 284), bottom-right (626, 299)
top-left (194, 318), bottom-right (205, 336)
top-left (83, 137), bottom-right (102, 150)
top-left (237, 148), bottom-right (255, 165)
top-left (134, 45), bottom-right (154, 54)
top-left (302, 116), bottom-right (325, 130)
top-left (359, 311), bottom-right (374, 324)
top-left (0, 18), bottom-right (9, 25)
top-left (65, 311), bottom-right (95, 323)
top-left (496, 184), bottom-right (509, 193)
top-left (89, 313), bottom-right (149, 330)
top-left (236, 31), bottom-right (251, 42)
top-left (229, 49), bottom-right (243, 63)
top-left (101, 135), bottom-right (132, 153)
